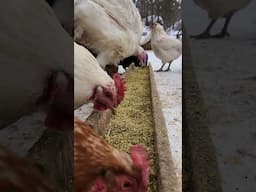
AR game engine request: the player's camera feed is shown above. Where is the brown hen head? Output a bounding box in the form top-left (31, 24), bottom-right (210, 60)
top-left (89, 145), bottom-right (149, 192)
top-left (75, 119), bottom-right (149, 192)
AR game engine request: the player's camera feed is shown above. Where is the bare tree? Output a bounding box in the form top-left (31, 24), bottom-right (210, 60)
top-left (135, 0), bottom-right (181, 28)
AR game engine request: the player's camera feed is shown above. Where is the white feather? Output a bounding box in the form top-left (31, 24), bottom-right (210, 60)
top-left (74, 42), bottom-right (115, 109)
top-left (0, 0), bottom-right (72, 127)
top-left (194, 0), bottom-right (252, 19)
top-left (74, 0), bottom-right (143, 68)
top-left (151, 24), bottom-right (182, 64)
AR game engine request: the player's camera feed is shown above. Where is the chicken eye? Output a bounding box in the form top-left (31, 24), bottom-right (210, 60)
top-left (105, 91), bottom-right (113, 99)
top-left (122, 181), bottom-right (132, 189)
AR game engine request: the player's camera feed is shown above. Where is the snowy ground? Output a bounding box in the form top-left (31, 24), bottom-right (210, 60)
top-left (184, 0), bottom-right (256, 191)
top-left (148, 51), bottom-right (182, 175)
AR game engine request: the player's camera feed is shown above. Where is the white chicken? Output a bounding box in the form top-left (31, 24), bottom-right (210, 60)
top-left (0, 0), bottom-right (73, 131)
top-left (74, 42), bottom-right (125, 111)
top-left (74, 0), bottom-right (147, 71)
top-left (191, 0), bottom-right (252, 38)
top-left (150, 23), bottom-right (182, 72)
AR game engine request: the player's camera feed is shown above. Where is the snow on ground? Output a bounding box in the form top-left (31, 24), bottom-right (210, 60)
top-left (166, 28), bottom-right (181, 38)
top-left (184, 0), bottom-right (256, 191)
top-left (148, 51), bottom-right (182, 174)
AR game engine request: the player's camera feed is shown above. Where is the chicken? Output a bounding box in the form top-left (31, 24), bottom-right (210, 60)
top-left (74, 118), bottom-right (149, 192)
top-left (38, 71), bottom-right (73, 131)
top-left (0, 145), bottom-right (60, 192)
top-left (150, 23), bottom-right (182, 72)
top-left (74, 42), bottom-right (125, 111)
top-left (191, 0), bottom-right (252, 38)
top-left (74, 0), bottom-right (148, 72)
top-left (0, 0), bottom-right (73, 131)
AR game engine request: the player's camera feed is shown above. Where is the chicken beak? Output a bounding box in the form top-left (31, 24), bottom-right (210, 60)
top-left (110, 107), bottom-right (116, 115)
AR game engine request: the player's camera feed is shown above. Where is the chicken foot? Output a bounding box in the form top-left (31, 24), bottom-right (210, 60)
top-left (155, 62), bottom-right (165, 72)
top-left (191, 11), bottom-right (234, 39)
top-left (212, 12), bottom-right (234, 38)
top-left (156, 61), bottom-right (172, 72)
top-left (164, 61), bottom-right (173, 72)
top-left (190, 19), bottom-right (217, 39)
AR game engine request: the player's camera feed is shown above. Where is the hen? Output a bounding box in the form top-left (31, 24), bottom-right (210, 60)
top-left (151, 23), bottom-right (182, 72)
top-left (74, 118), bottom-right (149, 192)
top-left (191, 0), bottom-right (252, 38)
top-left (74, 0), bottom-right (147, 72)
top-left (0, 145), bottom-right (60, 192)
top-left (0, 0), bottom-right (73, 131)
top-left (74, 42), bottom-right (125, 111)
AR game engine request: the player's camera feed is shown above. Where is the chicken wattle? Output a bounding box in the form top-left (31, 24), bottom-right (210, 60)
top-left (130, 144), bottom-right (150, 192)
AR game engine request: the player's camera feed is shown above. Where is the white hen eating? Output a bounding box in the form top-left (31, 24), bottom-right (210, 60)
top-left (74, 42), bottom-right (126, 112)
top-left (74, 0), bottom-right (146, 70)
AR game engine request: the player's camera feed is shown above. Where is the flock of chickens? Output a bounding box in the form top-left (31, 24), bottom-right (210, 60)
top-left (74, 0), bottom-right (151, 191)
top-left (0, 0), bottom-right (184, 191)
top-left (1, 0), bottom-right (252, 190)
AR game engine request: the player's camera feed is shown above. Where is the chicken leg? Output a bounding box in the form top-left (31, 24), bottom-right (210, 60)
top-left (190, 19), bottom-right (216, 39)
top-left (156, 62), bottom-right (166, 72)
top-left (163, 61), bottom-right (173, 72)
top-left (191, 11), bottom-right (234, 39)
top-left (212, 12), bottom-right (234, 38)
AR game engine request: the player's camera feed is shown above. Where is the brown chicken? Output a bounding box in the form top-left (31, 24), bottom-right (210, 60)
top-left (0, 146), bottom-right (60, 192)
top-left (74, 118), bottom-right (149, 192)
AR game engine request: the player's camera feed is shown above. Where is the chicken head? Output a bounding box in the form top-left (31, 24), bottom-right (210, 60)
top-left (137, 47), bottom-right (148, 67)
top-left (90, 73), bottom-right (126, 112)
top-left (89, 145), bottom-right (149, 192)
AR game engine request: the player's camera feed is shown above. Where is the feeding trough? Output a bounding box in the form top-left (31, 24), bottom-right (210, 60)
top-left (86, 65), bottom-right (180, 192)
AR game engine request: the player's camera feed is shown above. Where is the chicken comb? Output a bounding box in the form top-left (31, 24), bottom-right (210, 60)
top-left (90, 178), bottom-right (107, 192)
top-left (130, 144), bottom-right (149, 192)
top-left (113, 73), bottom-right (126, 106)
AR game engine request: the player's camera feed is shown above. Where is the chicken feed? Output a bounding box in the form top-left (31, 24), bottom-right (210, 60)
top-left (105, 67), bottom-right (158, 192)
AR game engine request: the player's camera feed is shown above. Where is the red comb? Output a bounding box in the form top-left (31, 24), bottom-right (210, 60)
top-left (113, 73), bottom-right (126, 106)
top-left (130, 144), bottom-right (149, 192)
top-left (90, 178), bottom-right (107, 192)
